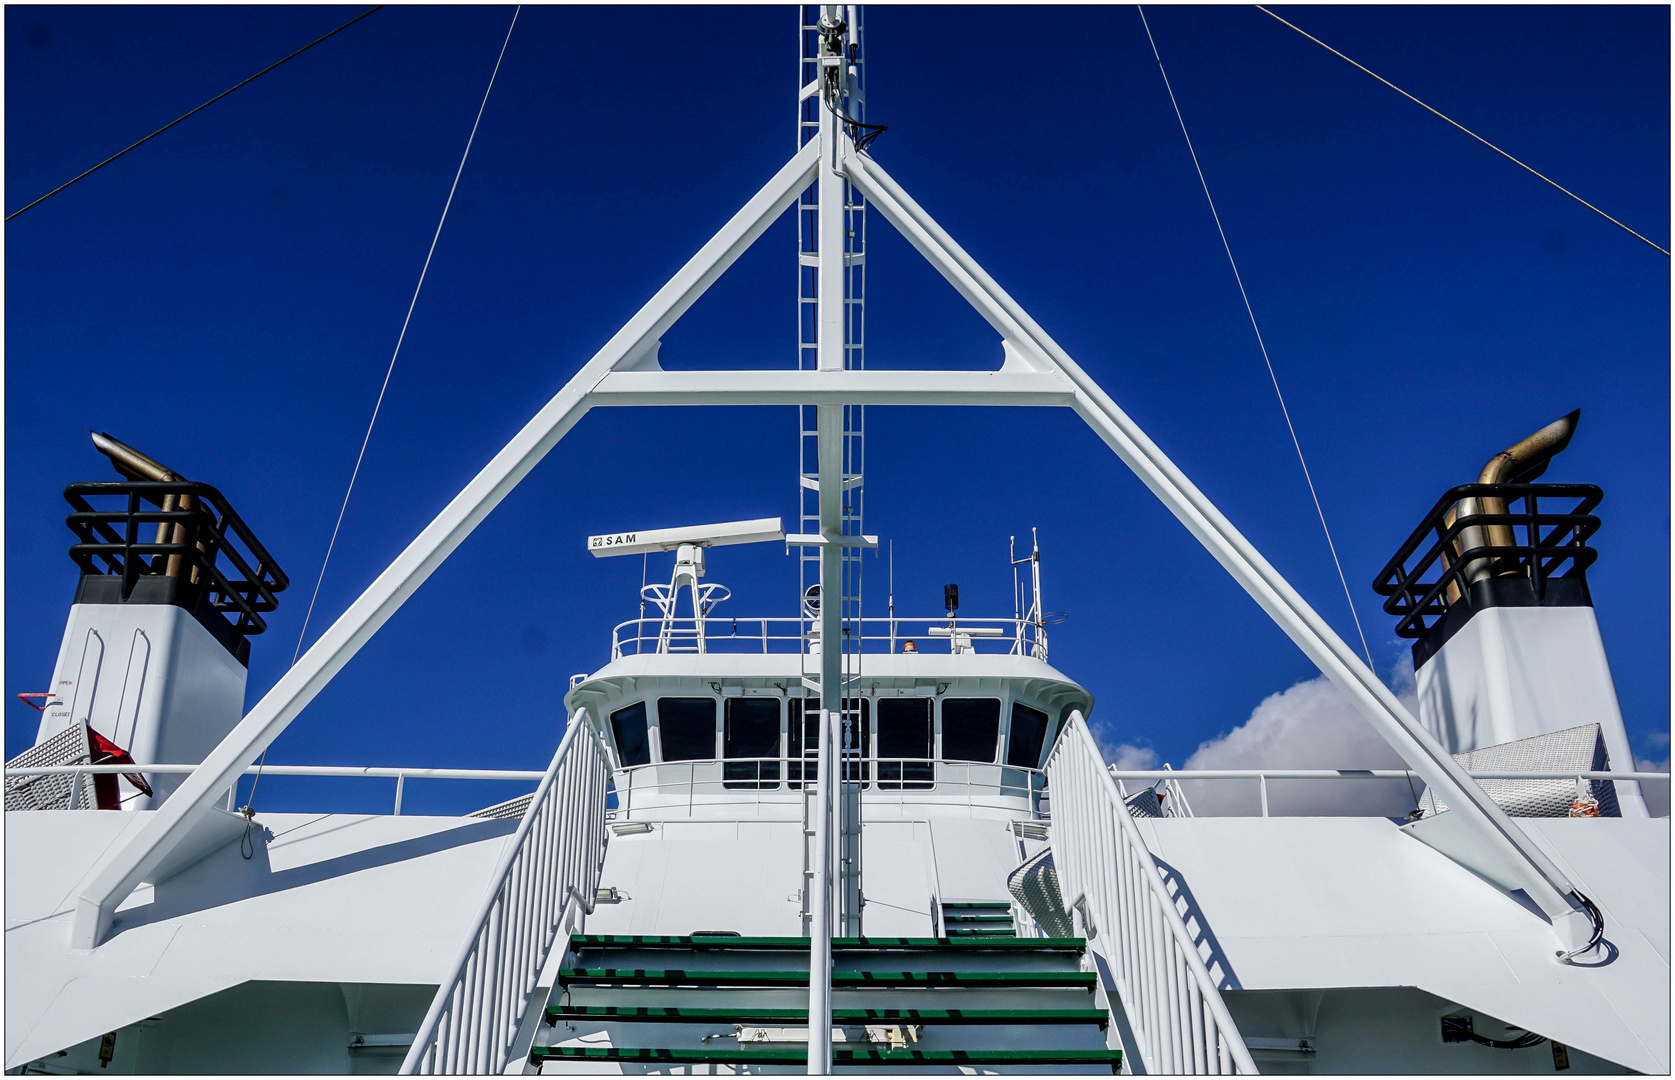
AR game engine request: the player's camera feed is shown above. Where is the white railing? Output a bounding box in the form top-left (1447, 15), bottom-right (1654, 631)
top-left (1047, 712), bottom-right (1257, 1074)
top-left (609, 756), bottom-right (1046, 820)
top-left (400, 710), bottom-right (611, 1075)
top-left (610, 614), bottom-right (1048, 659)
top-left (3, 763), bottom-right (546, 816)
top-left (1109, 768), bottom-right (1672, 818)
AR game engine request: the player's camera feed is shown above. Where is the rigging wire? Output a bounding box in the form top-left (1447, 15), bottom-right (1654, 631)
top-left (1255, 5), bottom-right (1669, 257)
top-left (242, 6), bottom-right (522, 826)
top-left (6, 6), bottom-right (384, 223)
top-left (1137, 7), bottom-right (1377, 672)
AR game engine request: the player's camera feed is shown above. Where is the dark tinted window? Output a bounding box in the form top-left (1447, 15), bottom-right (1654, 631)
top-left (724, 698), bottom-right (781, 787)
top-left (1006, 703), bottom-right (1050, 768)
top-left (941, 699), bottom-right (1001, 763)
top-left (658, 698), bottom-right (717, 761)
top-left (791, 699), bottom-right (869, 786)
top-left (876, 698), bottom-right (933, 788)
top-left (610, 702), bottom-right (650, 767)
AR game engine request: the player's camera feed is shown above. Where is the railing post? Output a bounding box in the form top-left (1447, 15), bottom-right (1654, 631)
top-left (1258, 774), bottom-right (1268, 818)
top-left (393, 774), bottom-right (406, 816)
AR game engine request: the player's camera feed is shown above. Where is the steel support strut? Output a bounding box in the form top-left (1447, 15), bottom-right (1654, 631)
top-left (843, 149), bottom-right (1592, 944)
top-left (805, 23), bottom-right (848, 1069)
top-left (69, 140), bottom-right (820, 950)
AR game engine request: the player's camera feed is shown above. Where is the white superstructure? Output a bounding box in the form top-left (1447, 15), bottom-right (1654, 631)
top-left (5, 7), bottom-right (1666, 1077)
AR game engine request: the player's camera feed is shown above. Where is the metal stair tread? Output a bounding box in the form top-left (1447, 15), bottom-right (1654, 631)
top-left (532, 1045), bottom-right (1123, 1067)
top-left (547, 1006), bottom-right (1109, 1026)
top-left (558, 968), bottom-right (1097, 988)
top-left (568, 934), bottom-right (1082, 951)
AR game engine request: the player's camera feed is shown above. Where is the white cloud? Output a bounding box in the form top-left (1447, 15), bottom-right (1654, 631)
top-left (1173, 667), bottom-right (1422, 818)
top-left (1634, 757), bottom-right (1670, 818)
top-left (1102, 741), bottom-right (1159, 771)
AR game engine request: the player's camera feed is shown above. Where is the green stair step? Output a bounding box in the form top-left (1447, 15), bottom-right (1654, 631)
top-left (946, 927), bottom-right (1017, 937)
top-left (836, 1048), bottom-right (1122, 1068)
top-left (547, 1006), bottom-right (1108, 1027)
top-left (941, 902), bottom-right (1012, 910)
top-left (535, 1046), bottom-right (806, 1065)
top-left (532, 1046), bottom-right (1122, 1068)
top-left (569, 934), bottom-right (1082, 952)
top-left (944, 915), bottom-right (1015, 924)
top-left (558, 969), bottom-right (1095, 989)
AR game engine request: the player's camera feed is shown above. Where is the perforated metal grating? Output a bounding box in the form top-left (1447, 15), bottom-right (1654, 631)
top-left (4, 722), bottom-right (95, 811)
top-left (467, 792), bottom-right (534, 820)
top-left (1007, 847), bottom-right (1075, 939)
top-left (1420, 722), bottom-right (1619, 818)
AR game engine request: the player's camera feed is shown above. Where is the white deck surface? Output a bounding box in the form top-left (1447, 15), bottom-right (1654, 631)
top-left (1134, 815), bottom-right (1669, 1074)
top-left (5, 809), bottom-right (515, 1070)
top-left (583, 815), bottom-right (1032, 939)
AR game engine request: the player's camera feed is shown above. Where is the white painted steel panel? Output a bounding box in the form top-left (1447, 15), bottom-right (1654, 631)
top-left (6, 810), bottom-right (514, 1069)
top-left (39, 605), bottom-right (247, 809)
top-left (1132, 816), bottom-right (1668, 1072)
top-left (1418, 606), bottom-right (1646, 814)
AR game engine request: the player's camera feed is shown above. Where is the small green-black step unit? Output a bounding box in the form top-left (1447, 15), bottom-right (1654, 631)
top-left (941, 900), bottom-right (1018, 937)
top-left (559, 968), bottom-right (1098, 989)
top-left (535, 931), bottom-right (1123, 1073)
top-left (549, 1005), bottom-right (1109, 1026)
top-left (568, 934), bottom-right (1084, 952)
top-left (532, 1045), bottom-right (1123, 1067)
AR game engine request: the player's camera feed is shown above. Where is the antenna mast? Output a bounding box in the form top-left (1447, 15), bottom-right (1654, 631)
top-left (1011, 527), bottom-right (1048, 660)
top-left (798, 4), bottom-right (867, 624)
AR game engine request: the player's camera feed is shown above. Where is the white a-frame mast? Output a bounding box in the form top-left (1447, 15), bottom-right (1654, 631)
top-left (70, 10), bottom-right (1604, 1054)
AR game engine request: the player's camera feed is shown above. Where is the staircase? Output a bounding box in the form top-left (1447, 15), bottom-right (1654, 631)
top-left (533, 934), bottom-right (1122, 1072)
top-left (941, 900), bottom-right (1017, 938)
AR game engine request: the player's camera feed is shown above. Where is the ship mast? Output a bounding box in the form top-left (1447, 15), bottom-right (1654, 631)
top-left (798, 6), bottom-right (866, 620)
top-left (798, 6), bottom-right (868, 1071)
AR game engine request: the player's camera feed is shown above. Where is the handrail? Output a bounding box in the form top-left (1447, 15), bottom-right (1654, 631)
top-left (608, 614), bottom-right (1049, 659)
top-left (1109, 767), bottom-right (1669, 820)
top-left (1371, 483), bottom-right (1601, 641)
top-left (400, 710), bottom-right (610, 1074)
top-left (608, 757), bottom-right (1046, 820)
top-left (4, 764), bottom-right (548, 779)
top-left (3, 763), bottom-right (548, 817)
top-left (1047, 711), bottom-right (1256, 1074)
top-left (64, 479), bottom-right (290, 642)
top-left (1107, 768), bottom-right (1670, 781)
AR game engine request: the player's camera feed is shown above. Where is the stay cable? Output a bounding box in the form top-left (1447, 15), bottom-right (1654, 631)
top-left (1138, 6), bottom-right (1377, 671)
top-left (1256, 5), bottom-right (1668, 257)
top-left (244, 6), bottom-right (522, 821)
top-left (6, 7), bottom-right (383, 222)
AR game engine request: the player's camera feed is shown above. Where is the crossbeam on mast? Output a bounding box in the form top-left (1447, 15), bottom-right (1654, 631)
top-left (589, 369), bottom-right (1073, 406)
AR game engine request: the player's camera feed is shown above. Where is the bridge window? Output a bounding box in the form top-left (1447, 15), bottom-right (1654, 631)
top-left (610, 702), bottom-right (650, 768)
top-left (1007, 702), bottom-right (1050, 768)
top-left (791, 699), bottom-right (870, 787)
top-left (941, 698), bottom-right (1000, 763)
top-left (876, 697), bottom-right (933, 789)
top-left (658, 697), bottom-right (718, 761)
top-left (724, 698), bottom-right (781, 788)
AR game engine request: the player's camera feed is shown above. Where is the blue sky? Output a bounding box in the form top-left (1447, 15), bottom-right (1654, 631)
top-left (6, 5), bottom-right (1668, 815)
